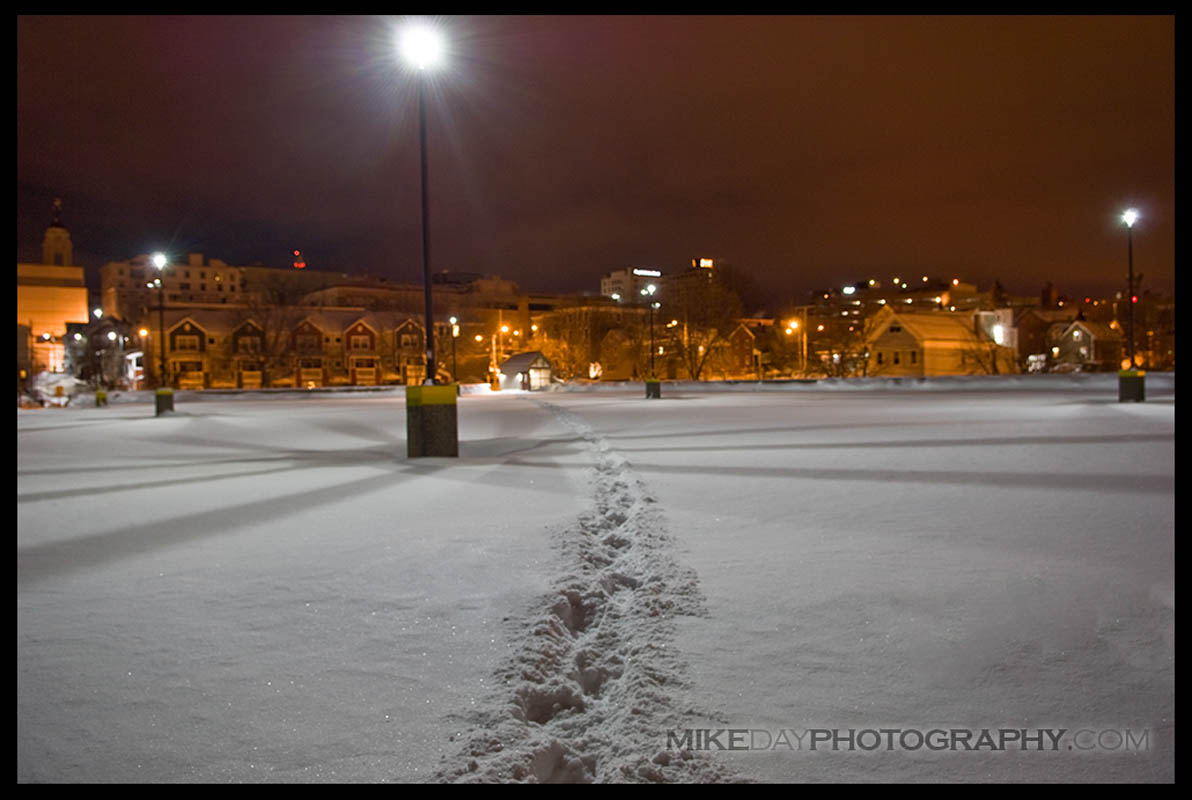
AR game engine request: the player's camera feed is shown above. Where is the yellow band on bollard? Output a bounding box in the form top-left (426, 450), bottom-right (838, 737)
top-left (156, 388), bottom-right (174, 395)
top-left (406, 385), bottom-right (458, 406)
top-left (1118, 370), bottom-right (1147, 377)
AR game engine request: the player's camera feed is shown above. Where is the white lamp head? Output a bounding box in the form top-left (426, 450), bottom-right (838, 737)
top-left (399, 22), bottom-right (445, 71)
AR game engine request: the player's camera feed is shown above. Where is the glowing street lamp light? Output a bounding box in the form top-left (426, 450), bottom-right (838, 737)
top-left (399, 23), bottom-right (445, 70)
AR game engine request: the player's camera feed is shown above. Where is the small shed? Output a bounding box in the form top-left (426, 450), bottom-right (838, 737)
top-left (498, 351), bottom-right (553, 391)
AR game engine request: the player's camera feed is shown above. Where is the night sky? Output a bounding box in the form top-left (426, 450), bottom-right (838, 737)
top-left (18, 15), bottom-right (1174, 310)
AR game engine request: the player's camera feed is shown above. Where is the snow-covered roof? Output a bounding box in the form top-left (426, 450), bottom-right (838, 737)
top-left (873, 310), bottom-right (981, 344)
top-left (499, 351), bottom-right (551, 374)
top-left (1065, 320), bottom-right (1123, 341)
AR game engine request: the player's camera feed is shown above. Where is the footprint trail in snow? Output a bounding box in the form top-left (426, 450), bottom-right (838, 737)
top-left (434, 400), bottom-right (745, 783)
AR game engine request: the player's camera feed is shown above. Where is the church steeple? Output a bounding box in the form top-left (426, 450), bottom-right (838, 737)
top-left (42, 198), bottom-right (74, 266)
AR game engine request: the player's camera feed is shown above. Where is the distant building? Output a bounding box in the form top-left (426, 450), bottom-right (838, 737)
top-left (1015, 308), bottom-right (1076, 370)
top-left (865, 305), bottom-right (1017, 376)
top-left (497, 351), bottom-right (552, 391)
top-left (601, 266), bottom-right (663, 301)
top-left (1052, 319), bottom-right (1123, 373)
top-left (16, 200), bottom-right (90, 376)
top-left (813, 276), bottom-right (983, 318)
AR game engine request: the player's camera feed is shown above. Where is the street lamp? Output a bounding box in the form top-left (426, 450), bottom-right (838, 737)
top-left (397, 20), bottom-right (457, 456)
top-left (641, 283), bottom-right (661, 398)
top-left (399, 20), bottom-right (445, 386)
top-left (1118, 209), bottom-right (1145, 402)
top-left (449, 316), bottom-right (459, 382)
top-left (786, 317), bottom-right (807, 377)
top-left (150, 252), bottom-right (173, 415)
top-left (1121, 209), bottom-right (1139, 369)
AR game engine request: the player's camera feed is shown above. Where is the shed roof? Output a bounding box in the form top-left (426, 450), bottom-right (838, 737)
top-left (499, 351), bottom-right (551, 374)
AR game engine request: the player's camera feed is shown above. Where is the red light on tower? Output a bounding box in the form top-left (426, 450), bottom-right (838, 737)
top-left (1131, 295), bottom-right (1138, 304)
top-left (292, 249), bottom-right (306, 269)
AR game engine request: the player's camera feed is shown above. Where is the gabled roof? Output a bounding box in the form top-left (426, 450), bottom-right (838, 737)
top-left (869, 309), bottom-right (981, 345)
top-left (1015, 308), bottom-right (1076, 325)
top-left (730, 323), bottom-right (756, 340)
top-left (1064, 320), bottom-right (1123, 341)
top-left (162, 309), bottom-right (230, 333)
top-left (896, 313), bottom-right (980, 343)
top-left (499, 351), bottom-right (551, 373)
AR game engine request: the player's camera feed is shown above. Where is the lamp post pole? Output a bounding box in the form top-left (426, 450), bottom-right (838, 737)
top-left (157, 282), bottom-right (166, 385)
top-left (417, 77), bottom-right (435, 385)
top-left (649, 300), bottom-right (655, 378)
top-left (802, 308), bottom-right (808, 377)
top-left (1126, 217), bottom-right (1136, 369)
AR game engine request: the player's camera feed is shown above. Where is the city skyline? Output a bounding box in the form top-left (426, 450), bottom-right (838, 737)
top-left (18, 15), bottom-right (1174, 307)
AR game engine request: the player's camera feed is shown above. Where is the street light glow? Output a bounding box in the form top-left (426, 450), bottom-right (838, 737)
top-left (398, 22), bottom-right (445, 70)
top-left (151, 252), bottom-right (167, 270)
top-left (1122, 208), bottom-right (1139, 228)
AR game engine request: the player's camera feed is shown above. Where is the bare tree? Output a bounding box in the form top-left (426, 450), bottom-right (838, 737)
top-left (665, 272), bottom-right (744, 380)
top-left (232, 273), bottom-right (310, 386)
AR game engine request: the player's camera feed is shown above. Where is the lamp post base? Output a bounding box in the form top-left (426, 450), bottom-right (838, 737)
top-left (407, 384), bottom-right (459, 457)
top-left (155, 388), bottom-right (174, 416)
top-left (645, 379), bottom-right (661, 399)
top-left (1118, 370), bottom-right (1146, 403)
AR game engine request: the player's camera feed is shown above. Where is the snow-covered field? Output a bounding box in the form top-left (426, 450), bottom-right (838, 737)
top-left (17, 376), bottom-right (1175, 783)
